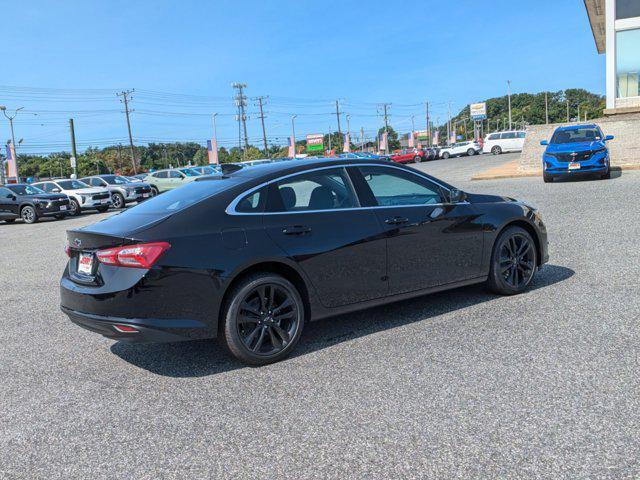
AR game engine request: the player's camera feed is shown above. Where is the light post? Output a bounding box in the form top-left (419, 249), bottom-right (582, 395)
top-left (291, 115), bottom-right (297, 157)
top-left (0, 106), bottom-right (24, 179)
top-left (507, 80), bottom-right (512, 130)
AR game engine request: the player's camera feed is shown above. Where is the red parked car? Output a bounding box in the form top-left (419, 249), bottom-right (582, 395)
top-left (390, 149), bottom-right (426, 164)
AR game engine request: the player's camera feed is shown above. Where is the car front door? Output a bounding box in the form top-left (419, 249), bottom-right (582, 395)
top-left (0, 187), bottom-right (17, 218)
top-left (168, 170), bottom-right (185, 190)
top-left (501, 132), bottom-right (517, 152)
top-left (260, 167), bottom-right (388, 308)
top-left (350, 165), bottom-right (484, 294)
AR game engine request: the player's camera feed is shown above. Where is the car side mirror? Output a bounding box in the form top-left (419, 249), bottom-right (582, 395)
top-left (605, 135), bottom-right (614, 141)
top-left (449, 189), bottom-right (467, 204)
top-left (540, 140), bottom-right (548, 146)
top-left (52, 188), bottom-right (61, 193)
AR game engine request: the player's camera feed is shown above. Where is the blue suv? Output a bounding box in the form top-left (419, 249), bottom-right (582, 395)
top-left (540, 124), bottom-right (614, 183)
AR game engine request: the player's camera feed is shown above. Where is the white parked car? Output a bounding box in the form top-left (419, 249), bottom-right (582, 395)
top-left (483, 130), bottom-right (526, 155)
top-left (439, 141), bottom-right (483, 159)
top-left (32, 179), bottom-right (112, 216)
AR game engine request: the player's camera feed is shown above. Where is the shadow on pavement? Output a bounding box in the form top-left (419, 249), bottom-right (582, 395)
top-left (111, 264), bottom-right (574, 378)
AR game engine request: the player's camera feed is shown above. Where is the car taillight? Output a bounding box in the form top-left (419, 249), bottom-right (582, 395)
top-left (95, 242), bottom-right (170, 269)
top-left (65, 244), bottom-right (71, 257)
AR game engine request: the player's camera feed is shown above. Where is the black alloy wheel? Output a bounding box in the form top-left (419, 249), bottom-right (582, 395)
top-left (69, 198), bottom-right (81, 216)
top-left (21, 206), bottom-right (38, 224)
top-left (222, 273), bottom-right (304, 365)
top-left (112, 192), bottom-right (125, 209)
top-left (488, 226), bottom-right (537, 295)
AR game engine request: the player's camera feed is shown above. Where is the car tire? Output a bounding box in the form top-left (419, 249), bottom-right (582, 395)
top-left (69, 198), bottom-right (81, 216)
top-left (21, 205), bottom-right (38, 224)
top-left (601, 168), bottom-right (611, 180)
top-left (112, 192), bottom-right (125, 209)
top-left (413, 155), bottom-right (422, 163)
top-left (96, 206), bottom-right (110, 213)
top-left (467, 149), bottom-right (475, 156)
top-left (487, 226), bottom-right (537, 295)
top-left (543, 172), bottom-right (553, 183)
top-left (220, 272), bottom-right (305, 366)
top-left (491, 146), bottom-right (502, 155)
top-left (150, 186), bottom-right (159, 196)
top-left (442, 152), bottom-right (450, 159)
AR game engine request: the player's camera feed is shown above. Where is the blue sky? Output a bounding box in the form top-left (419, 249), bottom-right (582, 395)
top-left (1, 0), bottom-right (604, 154)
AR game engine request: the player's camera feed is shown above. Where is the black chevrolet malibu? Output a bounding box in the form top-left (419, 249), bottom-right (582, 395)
top-left (61, 158), bottom-right (548, 365)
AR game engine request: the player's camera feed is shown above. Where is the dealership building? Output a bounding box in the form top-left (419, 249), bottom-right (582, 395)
top-left (584, 0), bottom-right (640, 114)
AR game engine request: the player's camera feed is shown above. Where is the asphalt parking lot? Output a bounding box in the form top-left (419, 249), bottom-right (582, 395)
top-left (1, 153), bottom-right (639, 479)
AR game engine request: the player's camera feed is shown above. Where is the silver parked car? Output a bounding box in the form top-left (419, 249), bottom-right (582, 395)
top-left (80, 174), bottom-right (153, 209)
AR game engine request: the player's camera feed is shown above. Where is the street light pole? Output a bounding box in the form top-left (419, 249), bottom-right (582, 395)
top-left (1, 106), bottom-right (23, 179)
top-left (507, 80), bottom-right (512, 130)
top-left (291, 115), bottom-right (297, 157)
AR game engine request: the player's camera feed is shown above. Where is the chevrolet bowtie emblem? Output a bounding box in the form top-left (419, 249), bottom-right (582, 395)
top-left (73, 238), bottom-right (82, 247)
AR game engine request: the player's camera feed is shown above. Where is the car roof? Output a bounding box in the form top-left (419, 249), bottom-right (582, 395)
top-left (555, 123), bottom-right (598, 131)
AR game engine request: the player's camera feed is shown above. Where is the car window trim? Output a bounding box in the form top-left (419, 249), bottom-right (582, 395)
top-left (226, 163), bottom-right (461, 215)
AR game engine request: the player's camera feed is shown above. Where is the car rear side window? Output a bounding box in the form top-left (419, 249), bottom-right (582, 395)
top-left (501, 132), bottom-right (516, 139)
top-left (236, 187), bottom-right (267, 213)
top-left (488, 134), bottom-right (500, 140)
top-left (154, 171), bottom-right (168, 179)
top-left (266, 168), bottom-right (358, 212)
top-left (357, 166), bottom-right (444, 206)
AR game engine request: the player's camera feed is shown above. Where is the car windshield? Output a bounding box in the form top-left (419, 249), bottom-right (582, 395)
top-left (7, 184), bottom-right (46, 195)
top-left (551, 127), bottom-right (601, 144)
top-left (179, 168), bottom-right (201, 176)
top-left (57, 180), bottom-right (90, 190)
top-left (104, 175), bottom-right (131, 185)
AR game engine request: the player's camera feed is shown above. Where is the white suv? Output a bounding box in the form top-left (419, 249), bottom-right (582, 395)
top-left (483, 130), bottom-right (526, 155)
top-left (33, 179), bottom-right (112, 216)
top-left (439, 141), bottom-right (482, 159)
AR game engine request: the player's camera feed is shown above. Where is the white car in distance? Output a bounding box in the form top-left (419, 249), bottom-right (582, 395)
top-left (439, 140), bottom-right (483, 159)
top-left (483, 130), bottom-right (526, 155)
top-left (32, 179), bottom-right (112, 216)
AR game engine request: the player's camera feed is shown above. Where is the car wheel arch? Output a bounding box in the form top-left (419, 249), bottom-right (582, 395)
top-left (218, 260), bottom-right (312, 333)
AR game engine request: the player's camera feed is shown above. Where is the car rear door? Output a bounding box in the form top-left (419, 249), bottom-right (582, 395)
top-left (259, 167), bottom-right (388, 308)
top-left (0, 187), bottom-right (17, 218)
top-left (350, 165), bottom-right (484, 294)
top-left (501, 132), bottom-right (517, 152)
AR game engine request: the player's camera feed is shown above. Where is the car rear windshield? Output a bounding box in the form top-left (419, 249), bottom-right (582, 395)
top-left (551, 128), bottom-right (601, 144)
top-left (116, 177), bottom-right (237, 216)
top-left (7, 184), bottom-right (45, 195)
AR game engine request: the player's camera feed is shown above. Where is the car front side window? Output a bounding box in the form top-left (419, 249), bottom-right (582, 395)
top-left (357, 166), bottom-right (445, 207)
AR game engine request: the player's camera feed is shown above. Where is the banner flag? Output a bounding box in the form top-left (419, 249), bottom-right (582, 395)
top-left (408, 132), bottom-right (415, 148)
top-left (5, 142), bottom-right (17, 179)
top-left (433, 131), bottom-right (439, 145)
top-left (207, 139), bottom-right (219, 164)
top-left (379, 132), bottom-right (388, 152)
top-left (288, 136), bottom-right (296, 157)
top-left (343, 133), bottom-right (350, 153)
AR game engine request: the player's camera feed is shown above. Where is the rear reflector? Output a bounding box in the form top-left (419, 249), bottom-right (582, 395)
top-left (96, 242), bottom-right (170, 269)
top-left (113, 324), bottom-right (139, 333)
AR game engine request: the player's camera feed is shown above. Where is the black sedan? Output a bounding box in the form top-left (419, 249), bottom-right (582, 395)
top-left (0, 183), bottom-right (70, 224)
top-left (60, 158), bottom-right (548, 365)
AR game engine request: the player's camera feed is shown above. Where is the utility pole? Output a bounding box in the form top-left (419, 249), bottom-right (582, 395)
top-left (232, 83), bottom-right (249, 154)
top-left (379, 103), bottom-right (391, 154)
top-left (0, 106), bottom-right (23, 179)
top-left (116, 90), bottom-right (137, 174)
top-left (507, 80), bottom-right (512, 130)
top-left (255, 96), bottom-right (269, 156)
top-left (425, 101), bottom-right (430, 147)
top-left (335, 100), bottom-right (342, 138)
top-left (360, 126), bottom-right (365, 151)
top-left (545, 92), bottom-right (549, 124)
top-left (69, 118), bottom-right (78, 178)
top-left (577, 104), bottom-right (581, 123)
top-left (566, 98), bottom-right (570, 122)
top-left (346, 114), bottom-right (351, 151)
top-left (447, 102), bottom-right (452, 145)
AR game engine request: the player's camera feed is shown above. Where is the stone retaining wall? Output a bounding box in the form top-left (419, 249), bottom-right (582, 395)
top-left (518, 113), bottom-right (640, 173)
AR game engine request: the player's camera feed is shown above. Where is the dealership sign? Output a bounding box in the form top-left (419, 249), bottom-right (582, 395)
top-left (306, 134), bottom-right (324, 152)
top-left (470, 102), bottom-right (487, 120)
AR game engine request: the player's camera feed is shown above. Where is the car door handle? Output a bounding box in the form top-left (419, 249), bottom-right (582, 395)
top-left (384, 216), bottom-right (409, 225)
top-left (282, 225), bottom-right (312, 235)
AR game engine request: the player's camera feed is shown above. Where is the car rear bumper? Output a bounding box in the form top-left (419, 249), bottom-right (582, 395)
top-left (61, 306), bottom-right (211, 343)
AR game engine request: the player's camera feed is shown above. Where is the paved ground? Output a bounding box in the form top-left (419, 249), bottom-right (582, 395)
top-left (1, 153), bottom-right (639, 479)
